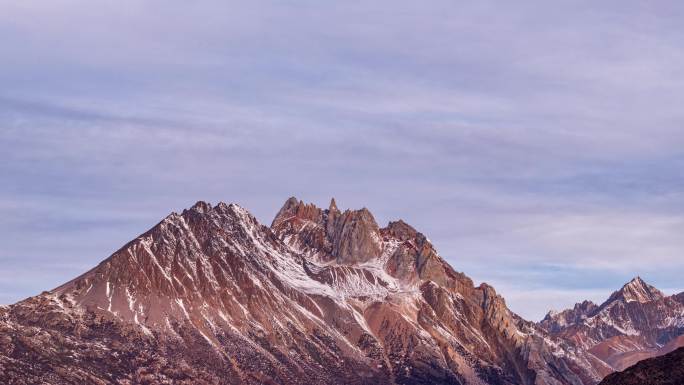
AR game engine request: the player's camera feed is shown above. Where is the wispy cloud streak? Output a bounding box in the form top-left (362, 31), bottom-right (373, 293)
top-left (1, 0), bottom-right (684, 319)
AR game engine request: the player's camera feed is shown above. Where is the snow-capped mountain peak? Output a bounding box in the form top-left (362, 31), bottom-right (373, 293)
top-left (539, 276), bottom-right (684, 372)
top-left (607, 276), bottom-right (664, 304)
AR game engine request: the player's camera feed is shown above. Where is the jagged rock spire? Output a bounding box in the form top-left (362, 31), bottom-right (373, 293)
top-left (328, 197), bottom-right (339, 212)
top-left (271, 196), bottom-right (322, 228)
top-left (270, 197), bottom-right (383, 264)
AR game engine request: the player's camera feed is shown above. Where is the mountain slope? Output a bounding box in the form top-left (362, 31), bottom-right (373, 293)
top-left (540, 277), bottom-right (684, 371)
top-left (597, 347), bottom-right (684, 385)
top-left (1, 201), bottom-right (390, 385)
top-left (0, 198), bottom-right (649, 385)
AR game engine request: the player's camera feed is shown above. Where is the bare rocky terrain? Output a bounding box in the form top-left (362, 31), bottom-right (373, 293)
top-left (598, 347), bottom-right (684, 385)
top-left (0, 197), bottom-right (682, 384)
top-left (540, 277), bottom-right (684, 372)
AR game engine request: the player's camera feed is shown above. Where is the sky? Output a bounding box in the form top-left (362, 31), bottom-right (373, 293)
top-left (1, 1), bottom-right (683, 320)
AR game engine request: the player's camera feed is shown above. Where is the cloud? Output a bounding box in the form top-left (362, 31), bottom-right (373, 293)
top-left (1, 1), bottom-right (683, 320)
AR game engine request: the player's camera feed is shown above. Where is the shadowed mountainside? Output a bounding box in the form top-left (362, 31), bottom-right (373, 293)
top-left (598, 347), bottom-right (684, 385)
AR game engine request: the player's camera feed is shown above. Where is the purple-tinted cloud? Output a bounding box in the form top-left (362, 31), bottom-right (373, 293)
top-left (2, 0), bottom-right (684, 319)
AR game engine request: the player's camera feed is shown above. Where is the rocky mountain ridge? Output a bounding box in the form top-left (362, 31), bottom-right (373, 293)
top-left (0, 198), bottom-right (682, 385)
top-left (540, 277), bottom-right (684, 372)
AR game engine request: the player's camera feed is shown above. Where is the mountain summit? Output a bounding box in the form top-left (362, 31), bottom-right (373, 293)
top-left (607, 276), bottom-right (665, 304)
top-left (1, 198), bottom-right (683, 385)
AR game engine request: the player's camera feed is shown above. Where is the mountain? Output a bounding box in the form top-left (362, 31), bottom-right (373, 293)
top-left (598, 347), bottom-right (684, 385)
top-left (540, 277), bottom-right (684, 372)
top-left (0, 197), bottom-right (678, 385)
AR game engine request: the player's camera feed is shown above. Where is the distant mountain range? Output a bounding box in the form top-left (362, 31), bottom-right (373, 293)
top-left (1, 198), bottom-right (682, 384)
top-left (539, 276), bottom-right (684, 372)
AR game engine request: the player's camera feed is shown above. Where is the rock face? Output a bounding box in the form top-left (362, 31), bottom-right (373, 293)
top-left (539, 277), bottom-right (684, 372)
top-left (272, 197), bottom-right (383, 264)
top-left (541, 301), bottom-right (599, 334)
top-left (0, 198), bottom-right (681, 385)
top-left (598, 347), bottom-right (684, 385)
